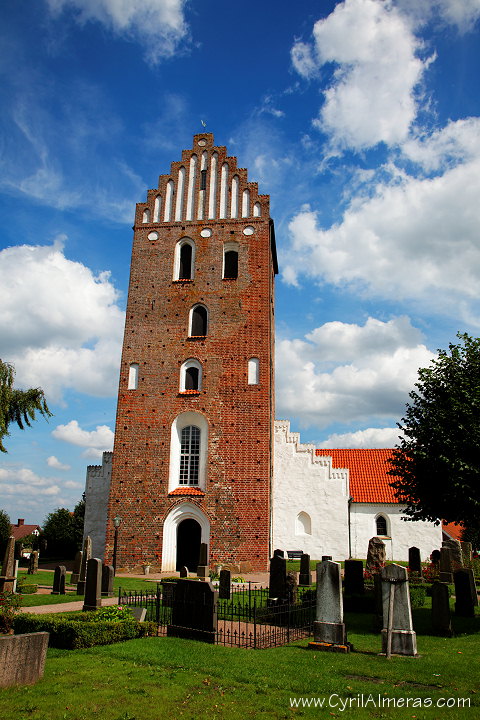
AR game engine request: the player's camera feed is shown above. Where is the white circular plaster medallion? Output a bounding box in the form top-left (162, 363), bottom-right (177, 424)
top-left (200, 228), bottom-right (212, 237)
top-left (243, 226), bottom-right (255, 235)
top-left (148, 231), bottom-right (159, 241)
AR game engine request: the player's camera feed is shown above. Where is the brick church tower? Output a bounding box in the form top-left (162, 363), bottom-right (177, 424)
top-left (104, 133), bottom-right (277, 573)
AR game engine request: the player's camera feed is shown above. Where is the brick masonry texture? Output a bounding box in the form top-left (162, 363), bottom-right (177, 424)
top-left (104, 134), bottom-right (276, 572)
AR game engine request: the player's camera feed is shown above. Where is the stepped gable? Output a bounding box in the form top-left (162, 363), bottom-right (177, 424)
top-left (316, 448), bottom-right (398, 503)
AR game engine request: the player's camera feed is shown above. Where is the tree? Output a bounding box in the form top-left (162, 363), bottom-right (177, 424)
top-left (41, 497), bottom-right (85, 558)
top-left (389, 333), bottom-right (480, 527)
top-left (0, 359), bottom-right (52, 452)
top-left (0, 509), bottom-right (11, 556)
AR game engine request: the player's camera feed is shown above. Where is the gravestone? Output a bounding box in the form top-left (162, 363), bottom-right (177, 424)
top-left (0, 536), bottom-right (16, 593)
top-left (408, 546), bottom-right (422, 574)
top-left (366, 537), bottom-right (386, 573)
top-left (460, 541), bottom-right (472, 565)
top-left (269, 552), bottom-right (287, 602)
top-left (0, 632), bottom-right (49, 688)
top-left (344, 559), bottom-right (365, 596)
top-left (439, 547), bottom-right (453, 583)
top-left (322, 555), bottom-right (332, 561)
top-left (299, 553), bottom-right (312, 586)
top-left (381, 563), bottom-right (417, 656)
top-left (431, 549), bottom-right (441, 566)
top-left (77, 536), bottom-right (92, 596)
top-left (129, 607), bottom-right (147, 622)
top-left (179, 565), bottom-right (188, 578)
top-left (27, 551), bottom-right (39, 575)
top-left (197, 542), bottom-right (209, 580)
top-left (101, 564), bottom-right (114, 597)
top-left (373, 573), bottom-right (383, 632)
top-left (443, 539), bottom-right (463, 569)
top-left (12, 560), bottom-right (19, 593)
top-left (161, 581), bottom-right (176, 607)
top-left (454, 569), bottom-right (475, 617)
top-left (273, 549), bottom-right (285, 558)
top-left (51, 565), bottom-right (66, 595)
top-left (70, 550), bottom-right (83, 585)
top-left (309, 560), bottom-right (350, 652)
top-left (466, 567), bottom-right (479, 607)
top-left (218, 569), bottom-right (231, 599)
top-left (431, 581), bottom-right (452, 636)
top-left (167, 579), bottom-right (218, 642)
top-left (286, 571), bottom-right (298, 605)
top-left (82, 557), bottom-right (102, 611)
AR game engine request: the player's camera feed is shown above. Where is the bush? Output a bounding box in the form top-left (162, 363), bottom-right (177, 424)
top-left (15, 583), bottom-right (38, 594)
top-left (409, 586), bottom-right (426, 609)
top-left (0, 591), bottom-right (23, 634)
top-left (13, 612), bottom-right (157, 649)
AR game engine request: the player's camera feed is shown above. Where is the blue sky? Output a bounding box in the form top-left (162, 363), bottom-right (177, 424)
top-left (1, 0), bottom-right (480, 525)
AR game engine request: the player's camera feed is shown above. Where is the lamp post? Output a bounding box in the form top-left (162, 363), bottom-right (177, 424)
top-left (112, 516), bottom-right (122, 575)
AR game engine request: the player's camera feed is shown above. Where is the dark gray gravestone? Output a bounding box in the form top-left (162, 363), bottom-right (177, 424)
top-left (219, 569), bottom-right (231, 599)
top-left (286, 571), bottom-right (298, 605)
top-left (197, 542), bottom-right (209, 580)
top-left (101, 564), bottom-right (114, 597)
top-left (454, 569), bottom-right (475, 617)
top-left (70, 550), bottom-right (83, 585)
top-left (344, 560), bottom-right (365, 596)
top-left (381, 564), bottom-right (417, 656)
top-left (431, 581), bottom-right (452, 636)
top-left (460, 541), bottom-right (472, 565)
top-left (366, 537), bottom-right (386, 573)
top-left (167, 579), bottom-right (217, 642)
top-left (443, 539), bottom-right (463, 569)
top-left (27, 550), bottom-right (39, 575)
top-left (269, 553), bottom-right (287, 601)
top-left (439, 547), bottom-right (453, 583)
top-left (309, 560), bottom-right (349, 651)
top-left (179, 565), bottom-right (188, 578)
top-left (466, 567), bottom-right (479, 607)
top-left (299, 553), bottom-right (312, 586)
top-left (51, 565), bottom-right (66, 595)
top-left (77, 536), bottom-right (92, 596)
top-left (161, 581), bottom-right (176, 607)
top-left (82, 558), bottom-right (102, 611)
top-left (408, 546), bottom-right (422, 574)
top-left (273, 548), bottom-right (285, 558)
top-left (431, 549), bottom-right (441, 566)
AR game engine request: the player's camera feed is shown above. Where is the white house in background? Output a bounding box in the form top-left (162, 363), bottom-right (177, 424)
top-left (272, 420), bottom-right (442, 563)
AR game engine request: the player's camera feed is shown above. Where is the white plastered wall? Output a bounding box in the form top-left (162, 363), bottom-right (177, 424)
top-left (272, 421), bottom-right (350, 561)
top-left (350, 503), bottom-right (443, 562)
top-left (83, 451), bottom-right (112, 560)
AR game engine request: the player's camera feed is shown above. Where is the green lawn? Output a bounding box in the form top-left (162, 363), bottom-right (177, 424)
top-left (1, 607), bottom-right (478, 720)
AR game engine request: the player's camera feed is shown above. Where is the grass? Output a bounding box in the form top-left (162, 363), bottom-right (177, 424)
top-left (1, 604), bottom-right (478, 719)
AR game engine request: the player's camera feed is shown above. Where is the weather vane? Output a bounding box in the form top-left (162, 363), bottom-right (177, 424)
top-left (201, 119), bottom-right (207, 128)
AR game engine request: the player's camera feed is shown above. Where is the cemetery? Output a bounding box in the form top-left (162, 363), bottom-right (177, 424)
top-left (1, 532), bottom-right (479, 717)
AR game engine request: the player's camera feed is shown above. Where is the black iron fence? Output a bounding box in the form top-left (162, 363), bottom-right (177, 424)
top-left (118, 581), bottom-right (316, 648)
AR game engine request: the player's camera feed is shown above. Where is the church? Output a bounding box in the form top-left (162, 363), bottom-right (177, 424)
top-left (84, 133), bottom-right (442, 572)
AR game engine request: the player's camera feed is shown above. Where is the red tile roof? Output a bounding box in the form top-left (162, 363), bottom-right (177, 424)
top-left (10, 523), bottom-right (41, 541)
top-left (442, 521), bottom-right (464, 542)
top-left (168, 487), bottom-right (205, 496)
top-left (315, 448), bottom-right (398, 503)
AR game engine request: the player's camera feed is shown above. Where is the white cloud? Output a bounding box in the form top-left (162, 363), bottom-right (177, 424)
top-left (46, 0), bottom-right (190, 63)
top-left (396, 0), bottom-right (480, 33)
top-left (291, 0), bottom-right (428, 150)
top-left (0, 467), bottom-right (61, 497)
top-left (47, 456), bottom-right (71, 471)
top-left (0, 239), bottom-right (124, 402)
top-left (283, 123), bottom-right (480, 322)
top-left (52, 420), bottom-right (114, 453)
top-left (318, 427), bottom-right (403, 449)
top-left (276, 316), bottom-right (433, 429)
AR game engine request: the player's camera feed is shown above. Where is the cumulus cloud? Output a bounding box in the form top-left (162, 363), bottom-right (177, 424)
top-left (291, 0), bottom-right (428, 150)
top-left (0, 239), bottom-right (124, 402)
top-left (0, 467), bottom-right (61, 497)
top-left (318, 427), bottom-right (403, 449)
top-left (396, 0), bottom-right (480, 33)
top-left (46, 0), bottom-right (190, 63)
top-left (276, 316), bottom-right (433, 429)
top-left (283, 120), bottom-right (480, 322)
top-left (52, 420), bottom-right (114, 459)
top-left (47, 456), bottom-right (71, 471)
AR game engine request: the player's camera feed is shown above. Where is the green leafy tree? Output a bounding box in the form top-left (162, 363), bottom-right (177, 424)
top-left (0, 509), bottom-right (11, 556)
top-left (0, 359), bottom-right (52, 452)
top-left (42, 497), bottom-right (85, 558)
top-left (389, 333), bottom-right (480, 527)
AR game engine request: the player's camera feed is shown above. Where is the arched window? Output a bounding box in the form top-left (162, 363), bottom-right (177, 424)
top-left (142, 208), bottom-right (150, 223)
top-left (180, 359), bottom-right (202, 392)
top-left (248, 357), bottom-right (259, 384)
top-left (189, 305), bottom-right (208, 337)
top-left (153, 195), bottom-right (161, 222)
top-left (174, 238), bottom-right (195, 281)
top-left (223, 242), bottom-right (238, 280)
top-left (376, 515), bottom-right (388, 536)
top-left (253, 202), bottom-right (261, 217)
top-left (128, 363), bottom-right (139, 390)
top-left (179, 425), bottom-right (200, 485)
top-left (169, 411), bottom-right (208, 492)
top-left (296, 512), bottom-right (312, 535)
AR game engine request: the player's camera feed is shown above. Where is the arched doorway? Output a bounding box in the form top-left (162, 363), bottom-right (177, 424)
top-left (176, 518), bottom-right (201, 571)
top-left (161, 501), bottom-right (210, 572)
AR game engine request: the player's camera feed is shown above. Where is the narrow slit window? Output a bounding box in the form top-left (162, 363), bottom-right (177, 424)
top-left (224, 249), bottom-right (238, 279)
top-left (179, 243), bottom-right (192, 279)
top-left (190, 305), bottom-right (207, 336)
top-left (200, 169), bottom-right (207, 190)
top-left (128, 363), bottom-right (139, 390)
top-left (185, 366), bottom-right (199, 390)
top-left (248, 358), bottom-right (259, 384)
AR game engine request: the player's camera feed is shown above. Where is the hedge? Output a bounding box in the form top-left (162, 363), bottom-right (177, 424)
top-left (16, 584), bottom-right (38, 594)
top-left (13, 612), bottom-right (157, 649)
